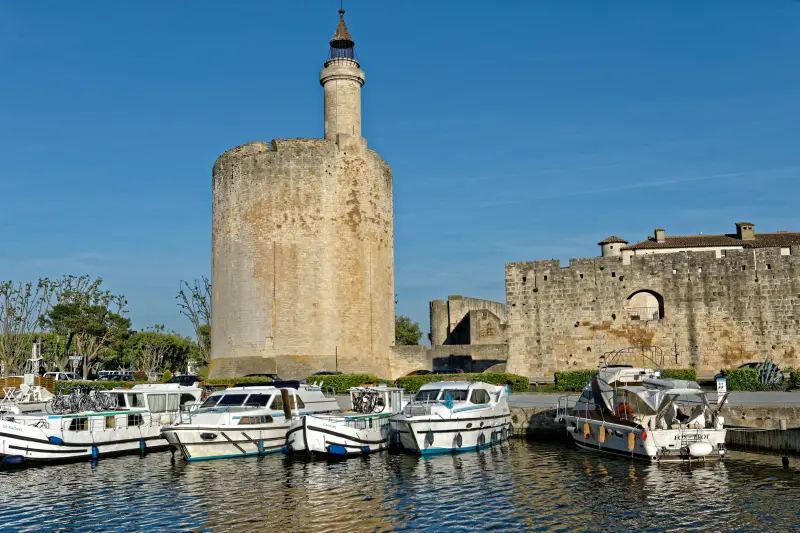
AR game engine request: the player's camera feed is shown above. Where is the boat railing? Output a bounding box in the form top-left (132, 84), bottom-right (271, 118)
top-left (403, 403), bottom-right (432, 417)
top-left (176, 402), bottom-right (268, 425)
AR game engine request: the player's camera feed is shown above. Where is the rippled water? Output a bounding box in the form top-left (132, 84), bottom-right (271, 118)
top-left (1, 442), bottom-right (799, 532)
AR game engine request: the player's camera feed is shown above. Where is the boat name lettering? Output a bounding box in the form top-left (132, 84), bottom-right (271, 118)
top-left (0, 424), bottom-right (23, 432)
top-left (674, 434), bottom-right (709, 440)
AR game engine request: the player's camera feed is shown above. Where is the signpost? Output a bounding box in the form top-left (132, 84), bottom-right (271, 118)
top-left (716, 376), bottom-right (727, 406)
top-left (69, 355), bottom-right (82, 374)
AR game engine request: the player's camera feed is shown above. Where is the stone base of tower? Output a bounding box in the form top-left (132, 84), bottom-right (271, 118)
top-left (209, 352), bottom-right (392, 380)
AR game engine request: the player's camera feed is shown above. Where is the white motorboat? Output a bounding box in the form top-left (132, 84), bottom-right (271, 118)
top-left (389, 381), bottom-right (513, 455)
top-left (0, 384), bottom-right (54, 415)
top-left (286, 385), bottom-right (406, 457)
top-left (0, 383), bottom-right (203, 465)
top-left (161, 380), bottom-right (340, 462)
top-left (555, 350), bottom-right (727, 462)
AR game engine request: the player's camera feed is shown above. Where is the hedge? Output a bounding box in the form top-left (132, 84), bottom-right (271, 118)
top-left (55, 381), bottom-right (150, 394)
top-left (719, 368), bottom-right (771, 391)
top-left (554, 370), bottom-right (596, 392)
top-left (789, 369), bottom-right (799, 390)
top-left (660, 368), bottom-right (697, 381)
top-left (204, 376), bottom-right (272, 386)
top-left (393, 373), bottom-right (529, 393)
top-left (304, 374), bottom-right (390, 394)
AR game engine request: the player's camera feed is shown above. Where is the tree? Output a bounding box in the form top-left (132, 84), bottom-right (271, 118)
top-left (125, 326), bottom-right (196, 375)
top-left (0, 280), bottom-right (50, 376)
top-left (40, 277), bottom-right (130, 379)
top-left (395, 316), bottom-right (423, 346)
top-left (177, 277), bottom-right (211, 365)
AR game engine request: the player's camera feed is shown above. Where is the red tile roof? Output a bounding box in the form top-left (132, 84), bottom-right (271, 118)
top-left (622, 232), bottom-right (800, 251)
top-left (598, 236), bottom-right (629, 245)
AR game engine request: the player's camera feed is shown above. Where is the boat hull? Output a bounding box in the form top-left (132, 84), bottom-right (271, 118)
top-left (286, 414), bottom-right (391, 457)
top-left (564, 416), bottom-right (727, 462)
top-left (390, 413), bottom-right (513, 455)
top-left (161, 423), bottom-right (289, 461)
top-left (0, 419), bottom-right (166, 465)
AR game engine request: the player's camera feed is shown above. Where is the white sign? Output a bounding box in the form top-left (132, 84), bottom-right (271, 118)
top-left (68, 356), bottom-right (82, 361)
top-left (716, 377), bottom-right (727, 405)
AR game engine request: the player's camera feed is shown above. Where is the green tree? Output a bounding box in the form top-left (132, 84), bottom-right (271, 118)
top-left (125, 326), bottom-right (196, 375)
top-left (395, 316), bottom-right (423, 346)
top-left (0, 280), bottom-right (50, 376)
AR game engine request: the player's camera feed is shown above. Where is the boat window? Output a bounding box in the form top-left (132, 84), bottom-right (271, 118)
top-left (288, 395), bottom-right (305, 409)
top-left (110, 393), bottom-right (126, 408)
top-left (217, 394), bottom-right (248, 406)
top-left (166, 394), bottom-right (179, 412)
top-left (127, 413), bottom-right (143, 426)
top-left (415, 389), bottom-right (441, 402)
top-left (149, 394), bottom-right (167, 413)
top-left (576, 388), bottom-right (594, 406)
top-left (127, 393), bottom-right (146, 408)
top-left (269, 395), bottom-right (283, 411)
top-left (239, 415), bottom-right (273, 425)
top-left (469, 389), bottom-right (490, 405)
top-left (106, 416), bottom-right (116, 429)
top-left (246, 394), bottom-right (271, 407)
top-left (441, 389), bottom-right (468, 401)
top-left (180, 393), bottom-right (197, 405)
top-left (201, 395), bottom-right (222, 408)
top-left (69, 418), bottom-right (89, 431)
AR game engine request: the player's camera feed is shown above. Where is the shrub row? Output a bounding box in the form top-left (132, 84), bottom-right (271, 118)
top-left (393, 373), bottom-right (529, 393)
top-left (554, 370), bottom-right (596, 392)
top-left (789, 369), bottom-right (800, 390)
top-left (660, 368), bottom-right (697, 381)
top-left (55, 381), bottom-right (150, 394)
top-left (718, 368), bottom-right (787, 391)
top-left (204, 376), bottom-right (273, 386)
top-left (304, 374), bottom-right (390, 394)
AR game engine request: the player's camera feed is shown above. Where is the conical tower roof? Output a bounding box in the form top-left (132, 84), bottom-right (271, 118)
top-left (327, 8), bottom-right (358, 63)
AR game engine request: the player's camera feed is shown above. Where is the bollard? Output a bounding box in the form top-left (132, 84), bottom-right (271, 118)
top-left (782, 456), bottom-right (790, 469)
top-left (779, 419), bottom-right (787, 431)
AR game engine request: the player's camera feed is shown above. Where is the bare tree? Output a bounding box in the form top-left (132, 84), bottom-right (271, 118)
top-left (177, 277), bottom-right (211, 364)
top-left (0, 280), bottom-right (49, 376)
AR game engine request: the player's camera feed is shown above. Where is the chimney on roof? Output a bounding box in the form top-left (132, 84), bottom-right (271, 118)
top-left (654, 228), bottom-right (665, 243)
top-left (735, 222), bottom-right (755, 241)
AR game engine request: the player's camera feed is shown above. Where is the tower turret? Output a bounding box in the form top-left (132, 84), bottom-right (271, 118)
top-left (320, 9), bottom-right (365, 139)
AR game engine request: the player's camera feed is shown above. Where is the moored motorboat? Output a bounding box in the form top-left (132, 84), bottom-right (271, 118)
top-left (0, 383), bottom-right (203, 465)
top-left (0, 384), bottom-right (54, 415)
top-left (286, 385), bottom-right (406, 457)
top-left (161, 381), bottom-right (340, 462)
top-left (389, 381), bottom-right (513, 455)
top-left (555, 350), bottom-right (727, 462)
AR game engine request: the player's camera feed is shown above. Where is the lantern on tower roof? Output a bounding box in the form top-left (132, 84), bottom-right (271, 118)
top-left (327, 9), bottom-right (359, 64)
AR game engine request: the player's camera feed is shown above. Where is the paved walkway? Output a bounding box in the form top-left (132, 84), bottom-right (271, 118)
top-left (507, 391), bottom-right (800, 408)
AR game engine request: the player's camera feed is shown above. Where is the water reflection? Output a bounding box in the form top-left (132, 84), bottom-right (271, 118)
top-left (0, 443), bottom-right (798, 532)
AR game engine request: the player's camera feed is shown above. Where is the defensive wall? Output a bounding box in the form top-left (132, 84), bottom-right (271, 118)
top-left (505, 246), bottom-right (800, 378)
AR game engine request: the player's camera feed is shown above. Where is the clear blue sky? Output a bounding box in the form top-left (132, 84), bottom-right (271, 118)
top-left (2, 1), bottom-right (799, 339)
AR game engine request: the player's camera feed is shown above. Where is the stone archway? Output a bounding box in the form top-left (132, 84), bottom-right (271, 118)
top-left (624, 289), bottom-right (664, 321)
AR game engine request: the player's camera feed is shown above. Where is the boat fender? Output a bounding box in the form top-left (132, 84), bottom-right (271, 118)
top-left (91, 445), bottom-right (99, 459)
top-left (281, 445), bottom-right (290, 455)
top-left (477, 433), bottom-right (486, 449)
top-left (491, 431), bottom-right (498, 445)
top-left (627, 432), bottom-right (635, 451)
top-left (583, 423), bottom-right (591, 439)
top-left (641, 429), bottom-right (648, 441)
top-left (500, 427), bottom-right (507, 441)
top-left (425, 430), bottom-right (434, 447)
top-left (257, 440), bottom-right (265, 454)
top-left (48, 436), bottom-right (64, 446)
top-left (455, 433), bottom-right (463, 448)
top-left (139, 439), bottom-right (147, 455)
top-left (361, 446), bottom-right (370, 455)
top-left (2, 455), bottom-right (25, 467)
top-left (598, 426), bottom-right (606, 444)
top-left (508, 423), bottom-right (514, 436)
top-left (328, 444), bottom-right (348, 456)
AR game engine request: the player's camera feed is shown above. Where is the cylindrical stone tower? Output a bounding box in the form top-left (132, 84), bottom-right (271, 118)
top-left (210, 9), bottom-right (395, 379)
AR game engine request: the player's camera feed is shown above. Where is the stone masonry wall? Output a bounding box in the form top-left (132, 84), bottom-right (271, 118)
top-left (389, 344), bottom-right (509, 379)
top-left (210, 135), bottom-right (394, 379)
top-left (429, 295), bottom-right (507, 346)
top-left (505, 247), bottom-right (800, 378)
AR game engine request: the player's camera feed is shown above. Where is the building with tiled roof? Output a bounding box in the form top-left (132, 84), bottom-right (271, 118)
top-left (598, 222), bottom-right (799, 264)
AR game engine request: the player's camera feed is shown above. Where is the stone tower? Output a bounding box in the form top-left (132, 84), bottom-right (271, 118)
top-left (210, 9), bottom-right (395, 379)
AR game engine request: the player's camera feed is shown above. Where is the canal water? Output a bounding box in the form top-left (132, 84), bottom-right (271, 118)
top-left (1, 442), bottom-right (798, 532)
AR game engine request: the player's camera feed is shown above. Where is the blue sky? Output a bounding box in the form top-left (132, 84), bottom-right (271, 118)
top-left (2, 1), bottom-right (799, 339)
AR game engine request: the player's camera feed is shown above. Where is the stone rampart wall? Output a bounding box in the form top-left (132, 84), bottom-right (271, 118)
top-left (505, 247), bottom-right (800, 378)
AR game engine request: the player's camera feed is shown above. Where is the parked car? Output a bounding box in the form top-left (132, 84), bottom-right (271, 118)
top-left (167, 375), bottom-right (200, 386)
top-left (432, 368), bottom-right (464, 374)
top-left (243, 373), bottom-right (282, 381)
top-left (43, 372), bottom-right (81, 381)
top-left (311, 371), bottom-right (342, 376)
top-left (406, 370), bottom-right (432, 376)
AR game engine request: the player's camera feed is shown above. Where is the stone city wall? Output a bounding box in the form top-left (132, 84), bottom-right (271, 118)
top-left (505, 247), bottom-right (800, 378)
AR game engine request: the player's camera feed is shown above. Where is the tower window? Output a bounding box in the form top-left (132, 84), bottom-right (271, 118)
top-left (522, 276), bottom-right (527, 283)
top-left (543, 275), bottom-right (548, 281)
top-left (611, 272), bottom-right (616, 278)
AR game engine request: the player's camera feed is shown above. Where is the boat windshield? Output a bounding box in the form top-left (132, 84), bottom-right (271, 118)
top-left (200, 395), bottom-right (222, 408)
top-left (441, 389), bottom-right (468, 401)
top-left (415, 389), bottom-right (441, 402)
top-left (216, 394), bottom-right (248, 406)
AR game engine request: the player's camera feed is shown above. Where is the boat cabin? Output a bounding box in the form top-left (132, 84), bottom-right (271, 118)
top-left (412, 381), bottom-right (497, 406)
top-left (105, 384), bottom-right (202, 415)
top-left (348, 386), bottom-right (405, 415)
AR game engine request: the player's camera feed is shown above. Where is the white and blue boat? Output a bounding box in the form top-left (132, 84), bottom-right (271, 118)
top-left (0, 383), bottom-right (203, 466)
top-left (161, 381), bottom-right (340, 461)
top-left (389, 381), bottom-right (513, 455)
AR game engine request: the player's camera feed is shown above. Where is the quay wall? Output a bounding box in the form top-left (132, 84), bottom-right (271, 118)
top-left (505, 247), bottom-right (800, 378)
